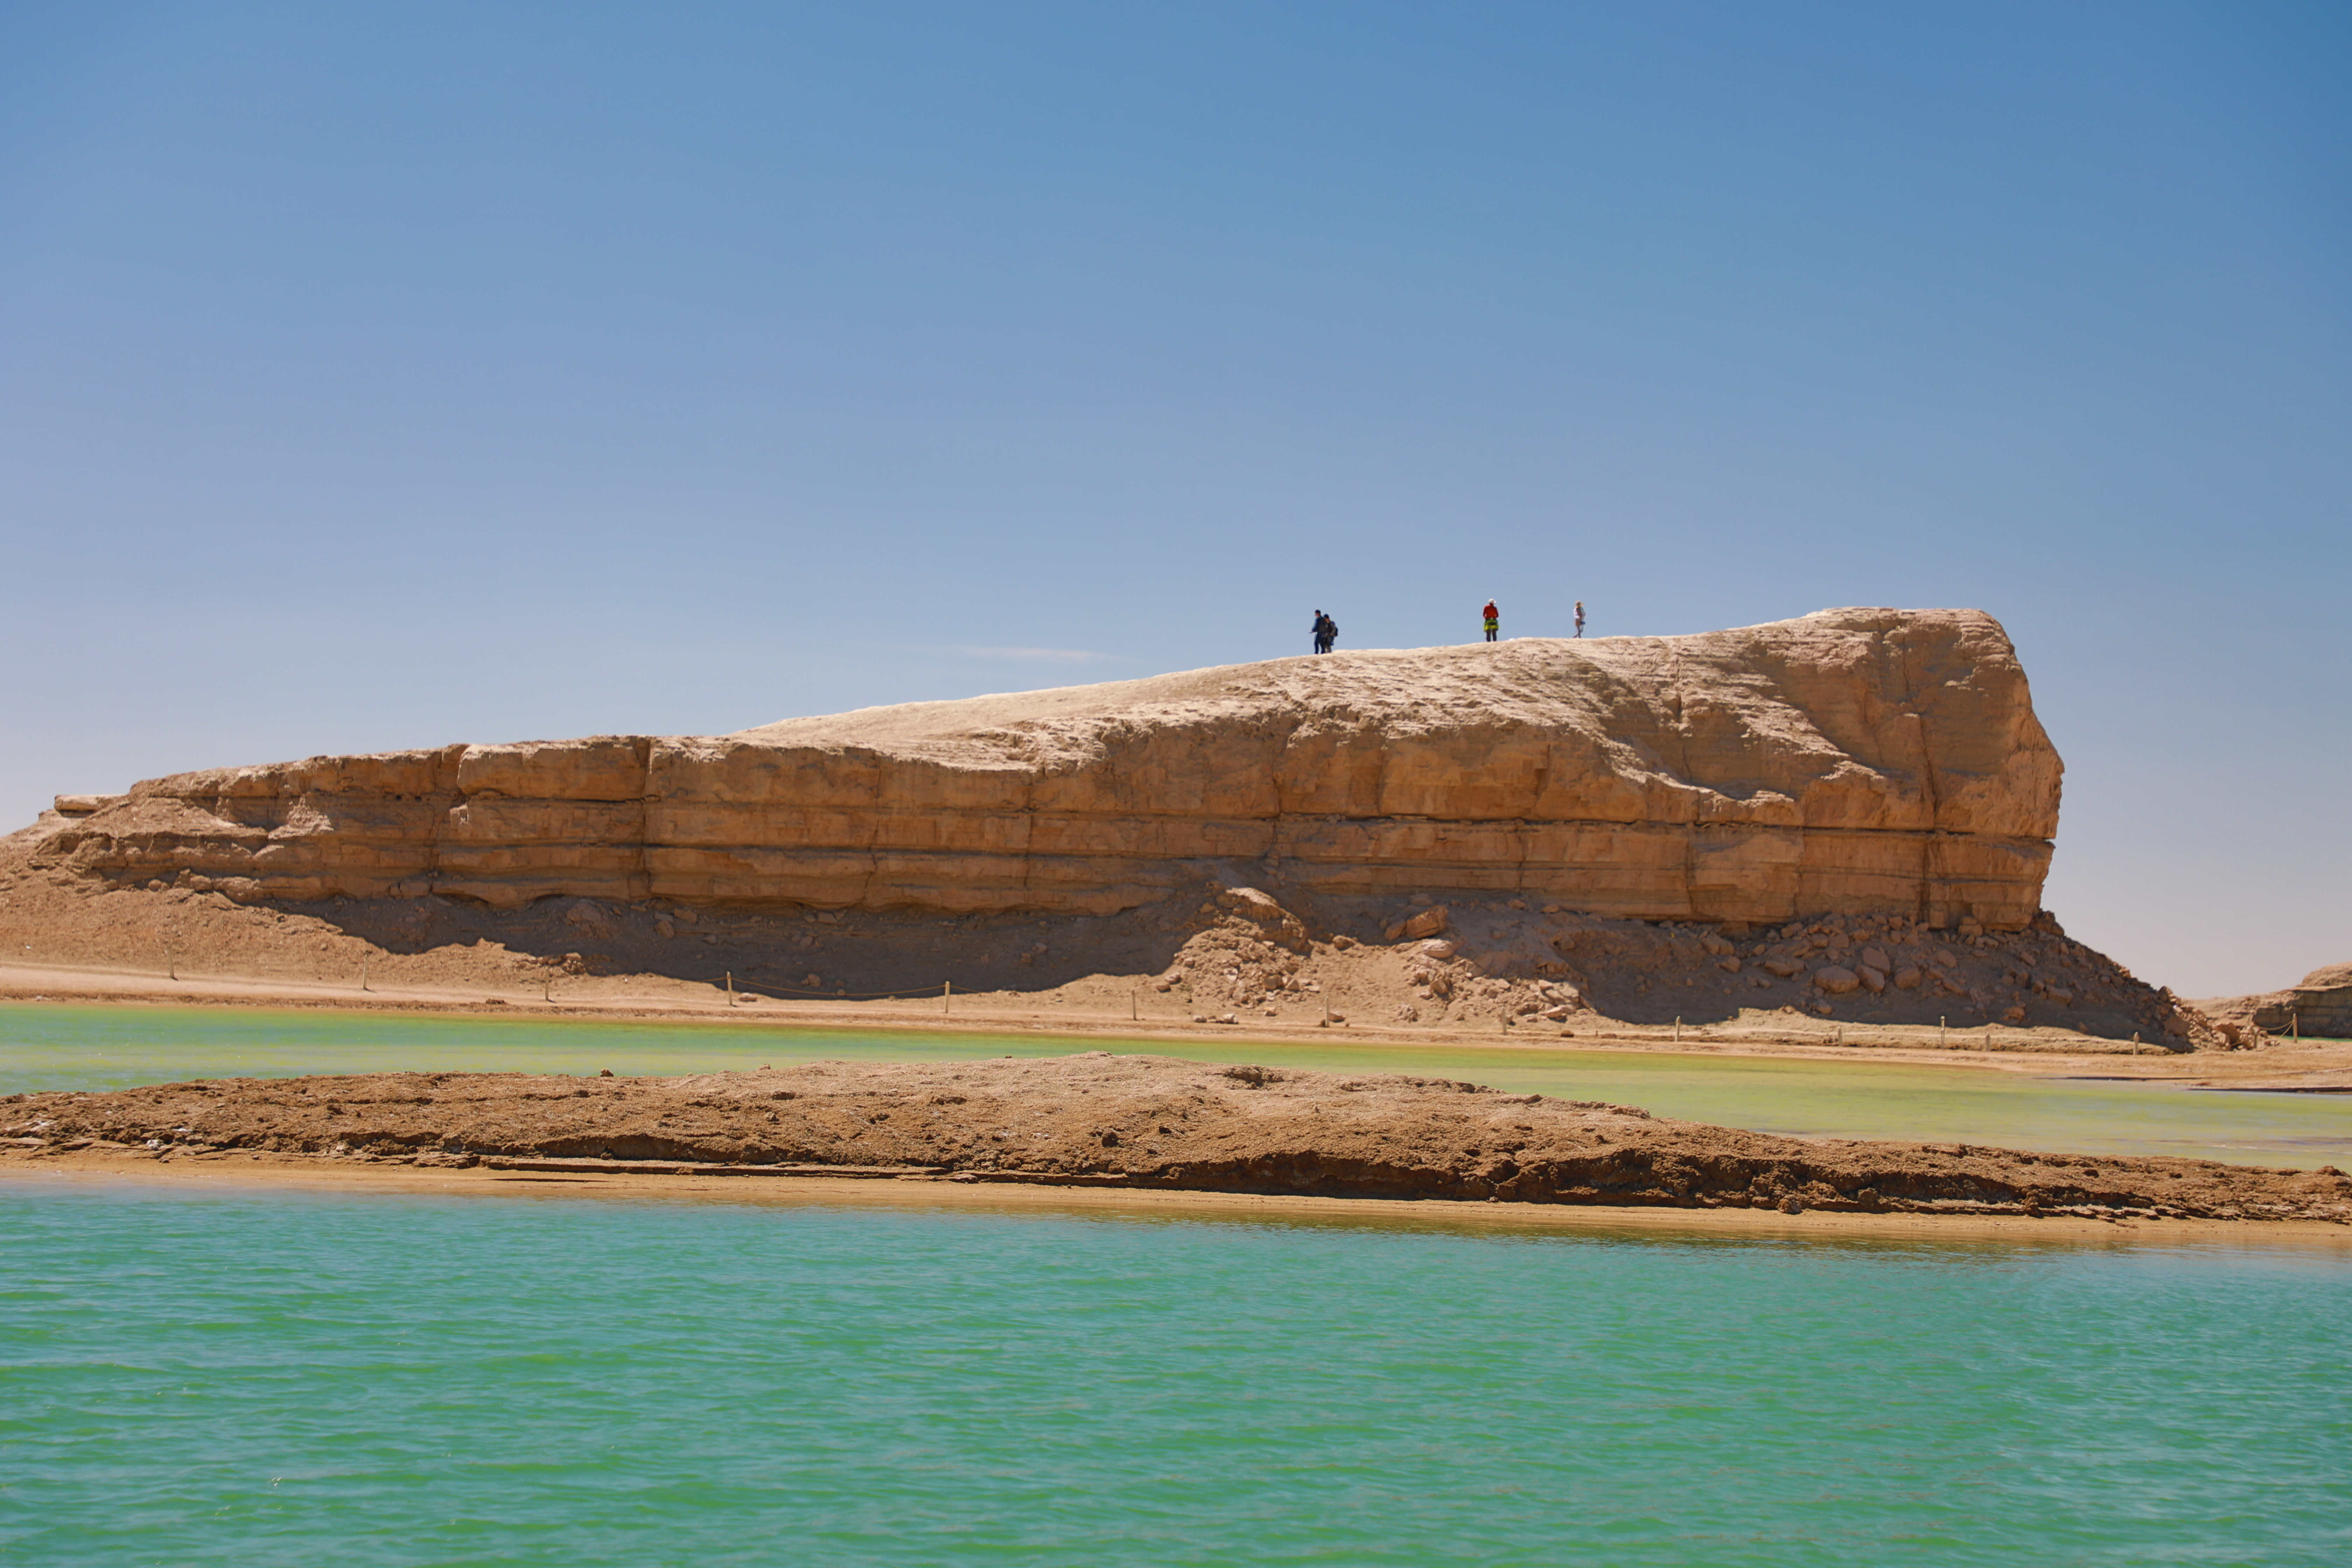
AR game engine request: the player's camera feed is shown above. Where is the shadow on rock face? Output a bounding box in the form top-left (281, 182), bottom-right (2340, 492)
top-left (0, 845), bottom-right (2209, 1049)
top-left (284, 892), bottom-right (1205, 1000)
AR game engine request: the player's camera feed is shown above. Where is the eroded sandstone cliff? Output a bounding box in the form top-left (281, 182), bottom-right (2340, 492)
top-left (21, 607), bottom-right (2061, 929)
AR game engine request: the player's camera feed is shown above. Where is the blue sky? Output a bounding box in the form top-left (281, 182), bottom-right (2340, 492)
top-left (3, 1), bottom-right (2345, 995)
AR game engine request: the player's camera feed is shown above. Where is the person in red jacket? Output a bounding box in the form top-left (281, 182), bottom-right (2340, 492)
top-left (1481, 600), bottom-right (1499, 642)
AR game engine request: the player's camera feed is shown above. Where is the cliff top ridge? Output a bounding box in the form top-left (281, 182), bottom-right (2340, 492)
top-left (731, 606), bottom-right (2026, 766)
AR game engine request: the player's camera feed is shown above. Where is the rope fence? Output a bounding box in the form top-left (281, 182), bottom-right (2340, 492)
top-left (733, 975), bottom-right (1158, 1021)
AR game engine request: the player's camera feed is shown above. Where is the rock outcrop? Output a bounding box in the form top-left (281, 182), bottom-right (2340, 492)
top-left (20, 608), bottom-right (2062, 929)
top-left (2195, 965), bottom-right (2352, 1042)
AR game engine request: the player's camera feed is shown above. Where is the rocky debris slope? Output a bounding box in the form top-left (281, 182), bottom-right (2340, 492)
top-left (0, 861), bottom-right (2218, 1045)
top-left (1163, 894), bottom-right (2219, 1046)
top-left (2194, 965), bottom-right (2352, 1045)
top-left (17, 607), bottom-right (2061, 929)
top-left (8, 1056), bottom-right (2344, 1222)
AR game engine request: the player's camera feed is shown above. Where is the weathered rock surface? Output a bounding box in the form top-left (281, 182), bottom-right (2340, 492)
top-left (10, 1055), bottom-right (2343, 1221)
top-left (19, 607), bottom-right (2061, 929)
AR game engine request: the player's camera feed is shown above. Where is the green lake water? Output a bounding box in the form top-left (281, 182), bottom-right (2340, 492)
top-left (4, 1002), bottom-right (2347, 1168)
top-left (5, 1004), bottom-right (2351, 1563)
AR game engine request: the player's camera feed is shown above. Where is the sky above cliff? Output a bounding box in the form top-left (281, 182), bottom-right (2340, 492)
top-left (2, 1), bottom-right (2346, 996)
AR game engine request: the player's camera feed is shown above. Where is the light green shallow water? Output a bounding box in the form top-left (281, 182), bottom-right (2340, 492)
top-left (4, 1003), bottom-right (2348, 1167)
top-left (3, 1180), bottom-right (2348, 1566)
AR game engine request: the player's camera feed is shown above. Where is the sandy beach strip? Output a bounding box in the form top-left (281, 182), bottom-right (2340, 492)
top-left (9, 1148), bottom-right (2350, 1251)
top-left (11, 1055), bottom-right (2348, 1238)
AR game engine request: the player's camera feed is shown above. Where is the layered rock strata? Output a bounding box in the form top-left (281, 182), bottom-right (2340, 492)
top-left (22, 607), bottom-right (2062, 929)
top-left (8, 1056), bottom-right (2344, 1220)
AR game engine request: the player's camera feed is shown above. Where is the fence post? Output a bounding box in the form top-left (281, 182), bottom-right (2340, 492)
top-left (944, 980), bottom-right (951, 1016)
top-left (727, 971), bottom-right (735, 1007)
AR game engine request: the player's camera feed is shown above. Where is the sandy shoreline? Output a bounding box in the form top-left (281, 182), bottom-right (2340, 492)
top-left (13, 1054), bottom-right (2348, 1237)
top-left (10, 1148), bottom-right (2350, 1251)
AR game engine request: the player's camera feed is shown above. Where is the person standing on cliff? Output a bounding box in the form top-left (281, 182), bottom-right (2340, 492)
top-left (1481, 600), bottom-right (1499, 642)
top-left (1310, 610), bottom-right (1337, 654)
top-left (1574, 601), bottom-right (1585, 638)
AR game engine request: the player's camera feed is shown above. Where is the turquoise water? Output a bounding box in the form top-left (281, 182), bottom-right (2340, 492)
top-left (3, 1179), bottom-right (2348, 1565)
top-left (7, 1007), bottom-right (2352, 1562)
top-left (5, 1002), bottom-right (2349, 1167)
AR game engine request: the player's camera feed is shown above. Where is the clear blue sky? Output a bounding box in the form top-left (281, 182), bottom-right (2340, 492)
top-left (3, 1), bottom-right (2345, 995)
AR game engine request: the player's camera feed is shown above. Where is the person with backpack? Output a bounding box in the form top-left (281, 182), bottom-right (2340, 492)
top-left (1309, 610), bottom-right (1337, 654)
top-left (1481, 599), bottom-right (1499, 642)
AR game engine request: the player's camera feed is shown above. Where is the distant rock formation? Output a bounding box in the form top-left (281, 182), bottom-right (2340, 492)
top-left (20, 607), bottom-right (2062, 929)
top-left (2194, 965), bottom-right (2352, 1043)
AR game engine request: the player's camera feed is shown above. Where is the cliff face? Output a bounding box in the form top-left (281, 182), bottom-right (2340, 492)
top-left (24, 607), bottom-right (2063, 929)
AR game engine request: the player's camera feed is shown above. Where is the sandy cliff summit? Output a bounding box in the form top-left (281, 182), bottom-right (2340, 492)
top-left (23, 608), bottom-right (2060, 930)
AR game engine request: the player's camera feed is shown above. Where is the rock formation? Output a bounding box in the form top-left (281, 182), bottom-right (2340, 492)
top-left (19, 607), bottom-right (2061, 930)
top-left (2195, 965), bottom-right (2352, 1042)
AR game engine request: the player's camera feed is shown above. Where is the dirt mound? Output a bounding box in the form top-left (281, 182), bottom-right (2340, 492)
top-left (8, 1055), bottom-right (2344, 1222)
